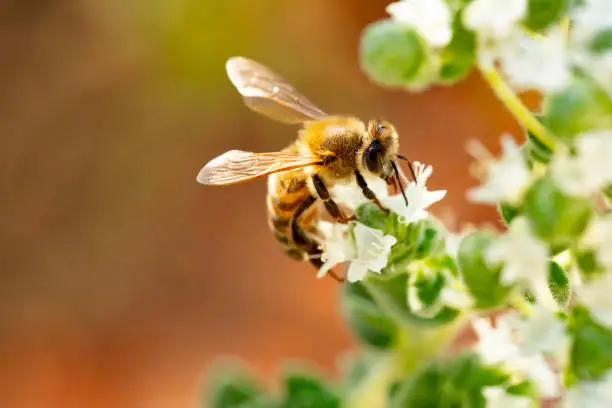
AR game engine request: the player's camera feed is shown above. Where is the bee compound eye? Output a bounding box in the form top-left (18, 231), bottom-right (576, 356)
top-left (365, 140), bottom-right (384, 174)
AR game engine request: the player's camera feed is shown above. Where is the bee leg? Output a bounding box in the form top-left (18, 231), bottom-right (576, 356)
top-left (312, 174), bottom-right (356, 224)
top-left (355, 171), bottom-right (390, 215)
top-left (290, 195), bottom-right (345, 283)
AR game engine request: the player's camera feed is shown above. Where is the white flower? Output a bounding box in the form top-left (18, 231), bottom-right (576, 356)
top-left (330, 176), bottom-right (388, 211)
top-left (551, 147), bottom-right (602, 197)
top-left (517, 353), bottom-right (561, 398)
top-left (486, 217), bottom-right (549, 296)
top-left (483, 386), bottom-right (531, 408)
top-left (575, 272), bottom-right (612, 327)
top-left (444, 232), bottom-right (463, 259)
top-left (587, 52), bottom-right (612, 98)
top-left (507, 302), bottom-right (568, 356)
top-left (571, 0), bottom-right (612, 43)
top-left (467, 135), bottom-right (531, 205)
top-left (581, 215), bottom-right (612, 268)
top-left (463, 0), bottom-right (527, 41)
top-left (381, 162), bottom-right (446, 224)
top-left (552, 131), bottom-right (612, 196)
top-left (317, 222), bottom-right (396, 283)
top-left (386, 0), bottom-right (453, 47)
top-left (562, 370), bottom-right (612, 408)
top-left (473, 316), bottom-right (561, 398)
top-left (473, 317), bottom-right (519, 365)
top-left (499, 29), bottom-right (570, 92)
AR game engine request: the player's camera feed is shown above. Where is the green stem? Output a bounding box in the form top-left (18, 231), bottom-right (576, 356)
top-left (347, 279), bottom-right (469, 408)
top-left (481, 67), bottom-right (556, 152)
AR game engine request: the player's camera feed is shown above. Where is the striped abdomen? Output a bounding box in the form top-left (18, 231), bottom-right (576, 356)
top-left (266, 165), bottom-right (322, 267)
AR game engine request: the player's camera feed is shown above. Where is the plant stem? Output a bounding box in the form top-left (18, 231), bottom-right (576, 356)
top-left (481, 67), bottom-right (556, 152)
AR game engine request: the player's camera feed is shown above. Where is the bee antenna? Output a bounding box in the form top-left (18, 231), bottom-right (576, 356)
top-left (397, 154), bottom-right (417, 182)
top-left (392, 161), bottom-right (408, 207)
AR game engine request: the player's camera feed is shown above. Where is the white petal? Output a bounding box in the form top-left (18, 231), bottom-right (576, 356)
top-left (463, 0), bottom-right (527, 40)
top-left (467, 135), bottom-right (531, 205)
top-left (483, 386), bottom-right (531, 408)
top-left (511, 303), bottom-right (567, 356)
top-left (382, 163), bottom-right (446, 224)
top-left (317, 259), bottom-right (339, 279)
top-left (485, 217), bottom-right (549, 294)
top-left (575, 272), bottom-right (612, 327)
top-left (347, 262), bottom-right (369, 283)
top-left (562, 370), bottom-right (612, 408)
top-left (387, 0), bottom-right (453, 47)
top-left (499, 29), bottom-right (570, 92)
top-left (331, 177), bottom-right (389, 210)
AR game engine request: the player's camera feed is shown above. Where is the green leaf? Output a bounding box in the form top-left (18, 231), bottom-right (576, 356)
top-left (524, 0), bottom-right (567, 31)
top-left (439, 11), bottom-right (476, 83)
top-left (457, 231), bottom-right (513, 309)
top-left (499, 202), bottom-right (521, 225)
top-left (280, 369), bottom-right (341, 408)
top-left (568, 306), bottom-right (612, 381)
top-left (542, 74), bottom-right (612, 140)
top-left (506, 380), bottom-right (538, 398)
top-left (523, 175), bottom-right (592, 250)
top-left (589, 28), bottom-right (612, 54)
top-left (549, 261), bottom-right (570, 307)
top-left (206, 364), bottom-right (269, 408)
top-left (360, 20), bottom-right (427, 87)
top-left (341, 281), bottom-right (399, 349)
top-left (388, 353), bottom-right (510, 408)
top-left (355, 202), bottom-right (391, 231)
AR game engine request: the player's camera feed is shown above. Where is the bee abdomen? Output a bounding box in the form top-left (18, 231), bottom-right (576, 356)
top-left (267, 170), bottom-right (321, 264)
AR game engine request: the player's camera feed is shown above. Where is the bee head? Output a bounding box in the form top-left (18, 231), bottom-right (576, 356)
top-left (363, 119), bottom-right (399, 178)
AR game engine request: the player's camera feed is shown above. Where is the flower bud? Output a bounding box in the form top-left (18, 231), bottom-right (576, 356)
top-left (523, 175), bottom-right (593, 251)
top-left (360, 20), bottom-right (427, 87)
top-left (542, 75), bottom-right (612, 140)
top-left (406, 257), bottom-right (464, 322)
top-left (457, 231), bottom-right (513, 309)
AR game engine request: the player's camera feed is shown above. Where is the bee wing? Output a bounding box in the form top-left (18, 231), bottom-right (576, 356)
top-left (226, 57), bottom-right (328, 124)
top-left (197, 150), bottom-right (321, 185)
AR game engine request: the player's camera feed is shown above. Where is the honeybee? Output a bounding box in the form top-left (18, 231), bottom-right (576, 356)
top-left (197, 57), bottom-right (412, 281)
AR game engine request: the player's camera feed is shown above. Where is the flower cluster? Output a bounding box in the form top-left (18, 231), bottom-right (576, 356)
top-left (204, 1), bottom-right (612, 407)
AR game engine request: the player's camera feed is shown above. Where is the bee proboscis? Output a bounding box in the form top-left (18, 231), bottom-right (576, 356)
top-left (197, 57), bottom-right (411, 282)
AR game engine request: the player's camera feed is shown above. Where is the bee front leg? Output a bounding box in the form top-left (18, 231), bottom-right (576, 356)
top-left (312, 174), bottom-right (356, 224)
top-left (355, 171), bottom-right (390, 215)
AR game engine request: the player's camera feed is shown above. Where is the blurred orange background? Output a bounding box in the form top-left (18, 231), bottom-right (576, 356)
top-left (0, 1), bottom-right (533, 407)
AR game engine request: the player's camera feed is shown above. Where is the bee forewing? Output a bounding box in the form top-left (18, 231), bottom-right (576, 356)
top-left (197, 150), bottom-right (321, 186)
top-left (226, 57), bottom-right (328, 124)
